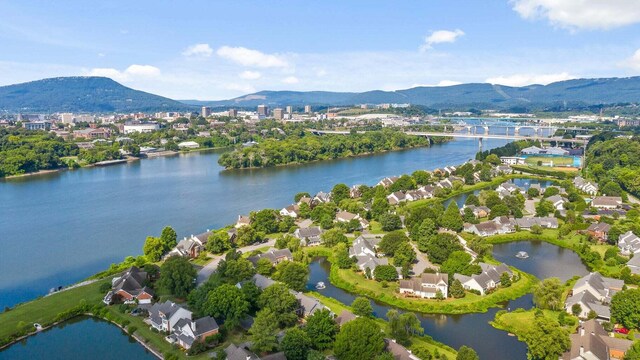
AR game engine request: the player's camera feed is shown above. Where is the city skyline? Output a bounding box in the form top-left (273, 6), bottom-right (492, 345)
top-left (1, 0), bottom-right (639, 100)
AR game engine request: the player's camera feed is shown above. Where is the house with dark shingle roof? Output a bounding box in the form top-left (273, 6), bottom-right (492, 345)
top-left (169, 316), bottom-right (219, 350)
top-left (149, 300), bottom-right (192, 333)
top-left (618, 231), bottom-right (640, 256)
top-left (453, 263), bottom-right (513, 295)
top-left (562, 320), bottom-right (632, 360)
top-left (224, 343), bottom-right (261, 360)
top-left (564, 272), bottom-right (623, 320)
top-left (294, 226), bottom-right (323, 246)
top-left (247, 248), bottom-right (293, 266)
top-left (103, 266), bottom-right (154, 305)
top-left (587, 222), bottom-right (611, 242)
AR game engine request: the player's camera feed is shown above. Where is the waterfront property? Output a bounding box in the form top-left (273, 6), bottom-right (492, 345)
top-left (454, 263), bottom-right (513, 296)
top-left (103, 266), bottom-right (154, 305)
top-left (399, 272), bottom-right (449, 299)
top-left (149, 300), bottom-right (193, 333)
top-left (586, 222), bottom-right (611, 242)
top-left (618, 231), bottom-right (640, 256)
top-left (247, 248), bottom-right (293, 266)
top-left (562, 320), bottom-right (632, 360)
top-left (574, 176), bottom-right (599, 196)
top-left (293, 226), bottom-right (323, 246)
top-left (167, 231), bottom-right (213, 259)
top-left (564, 272), bottom-right (624, 320)
top-left (464, 216), bottom-right (515, 237)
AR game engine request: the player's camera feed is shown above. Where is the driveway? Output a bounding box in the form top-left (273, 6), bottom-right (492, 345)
top-left (410, 242), bottom-right (438, 275)
top-left (196, 238), bottom-right (276, 285)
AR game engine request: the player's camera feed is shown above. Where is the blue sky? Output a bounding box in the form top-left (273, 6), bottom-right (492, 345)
top-left (0, 0), bottom-right (639, 99)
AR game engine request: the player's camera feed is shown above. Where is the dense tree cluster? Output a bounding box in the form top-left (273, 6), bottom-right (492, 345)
top-left (587, 135), bottom-right (640, 197)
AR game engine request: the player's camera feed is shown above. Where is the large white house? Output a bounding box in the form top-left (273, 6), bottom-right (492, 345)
top-left (618, 231), bottom-right (640, 256)
top-left (399, 273), bottom-right (448, 299)
top-left (454, 263), bottom-right (513, 295)
top-left (149, 300), bottom-right (193, 333)
top-left (564, 272), bottom-right (624, 320)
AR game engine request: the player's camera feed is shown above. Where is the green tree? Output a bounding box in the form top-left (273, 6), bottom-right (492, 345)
top-left (352, 297), bottom-right (373, 317)
top-left (156, 256), bottom-right (196, 298)
top-left (255, 257), bottom-right (273, 276)
top-left (611, 289), bottom-right (640, 330)
top-left (373, 265), bottom-right (398, 282)
top-left (457, 346), bottom-right (479, 360)
top-left (522, 316), bottom-right (570, 360)
top-left (250, 209), bottom-right (279, 234)
top-left (424, 233), bottom-right (463, 264)
top-left (389, 174), bottom-right (416, 192)
top-left (250, 309), bottom-right (279, 354)
top-left (217, 257), bottom-right (256, 284)
top-left (535, 200), bottom-right (555, 217)
top-left (571, 303), bottom-right (582, 317)
top-left (281, 327), bottom-right (311, 360)
top-left (205, 284), bottom-right (250, 329)
top-left (500, 271), bottom-right (512, 287)
top-left (380, 213), bottom-right (403, 231)
top-left (332, 183), bottom-right (350, 204)
top-left (379, 230), bottom-right (409, 256)
top-left (371, 196), bottom-right (390, 220)
top-left (236, 226), bottom-right (262, 246)
top-left (450, 279), bottom-right (465, 298)
top-left (143, 236), bottom-right (164, 262)
top-left (206, 231), bottom-right (231, 254)
top-left (624, 341), bottom-right (640, 360)
top-left (305, 309), bottom-right (338, 350)
top-left (412, 170), bottom-right (431, 185)
top-left (485, 154), bottom-right (500, 165)
top-left (321, 228), bottom-right (348, 247)
top-left (258, 284), bottom-right (299, 328)
top-left (335, 243), bottom-right (354, 269)
top-left (542, 187), bottom-right (560, 198)
top-left (533, 278), bottom-right (564, 310)
top-left (465, 194), bottom-right (480, 206)
top-left (295, 192), bottom-right (311, 202)
top-left (160, 226), bottom-right (177, 252)
top-left (440, 202), bottom-right (463, 232)
top-left (440, 251), bottom-right (474, 275)
top-left (387, 309), bottom-right (423, 346)
top-left (334, 318), bottom-right (385, 360)
top-left (273, 261), bottom-right (309, 291)
top-left (393, 242), bottom-right (417, 268)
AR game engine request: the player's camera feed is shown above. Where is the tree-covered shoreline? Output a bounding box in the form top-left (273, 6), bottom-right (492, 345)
top-left (218, 130), bottom-right (449, 169)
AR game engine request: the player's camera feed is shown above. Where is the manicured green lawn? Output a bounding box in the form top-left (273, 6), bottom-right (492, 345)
top-left (491, 308), bottom-right (578, 340)
top-left (0, 279), bottom-right (109, 340)
top-left (524, 156), bottom-right (574, 166)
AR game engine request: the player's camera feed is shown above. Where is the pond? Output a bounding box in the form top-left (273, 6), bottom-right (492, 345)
top-left (0, 316), bottom-right (156, 360)
top-left (307, 239), bottom-right (590, 360)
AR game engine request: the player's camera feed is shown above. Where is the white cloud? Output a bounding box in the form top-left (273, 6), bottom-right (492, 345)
top-left (622, 49), bottom-right (640, 70)
top-left (511, 0), bottom-right (640, 30)
top-left (485, 72), bottom-right (575, 86)
top-left (421, 29), bottom-right (464, 51)
top-left (224, 83), bottom-right (256, 94)
top-left (411, 80), bottom-right (462, 87)
top-left (182, 43), bottom-right (213, 57)
top-left (87, 64), bottom-right (160, 82)
top-left (217, 46), bottom-right (289, 68)
top-left (239, 70), bottom-right (262, 80)
top-left (281, 76), bottom-right (299, 84)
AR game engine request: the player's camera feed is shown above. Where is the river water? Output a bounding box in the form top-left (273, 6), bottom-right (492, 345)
top-left (0, 138), bottom-right (511, 308)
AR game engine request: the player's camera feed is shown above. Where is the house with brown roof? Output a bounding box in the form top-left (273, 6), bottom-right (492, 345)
top-left (399, 273), bottom-right (448, 299)
top-left (335, 210), bottom-right (369, 229)
top-left (103, 266), bottom-right (154, 305)
top-left (592, 196), bottom-right (623, 209)
top-left (587, 222), bottom-right (611, 242)
top-left (463, 217), bottom-right (515, 237)
top-left (279, 204), bottom-right (300, 218)
top-left (236, 215), bottom-right (251, 228)
top-left (562, 320), bottom-right (632, 360)
top-left (377, 176), bottom-right (399, 188)
top-left (385, 339), bottom-right (421, 360)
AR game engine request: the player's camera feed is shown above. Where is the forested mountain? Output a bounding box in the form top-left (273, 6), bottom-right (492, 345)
top-left (194, 76), bottom-right (640, 109)
top-left (0, 77), bottom-right (193, 113)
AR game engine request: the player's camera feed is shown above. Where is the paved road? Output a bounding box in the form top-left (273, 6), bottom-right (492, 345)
top-left (196, 238), bottom-right (276, 285)
top-left (410, 242), bottom-right (438, 275)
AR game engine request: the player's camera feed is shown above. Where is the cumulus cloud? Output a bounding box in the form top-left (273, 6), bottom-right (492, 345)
top-left (485, 72), bottom-right (575, 86)
top-left (87, 64), bottom-right (160, 82)
top-left (239, 70), bottom-right (262, 80)
top-left (217, 46), bottom-right (288, 68)
top-left (622, 49), bottom-right (640, 70)
top-left (511, 0), bottom-right (640, 30)
top-left (182, 43), bottom-right (213, 57)
top-left (281, 76), bottom-right (299, 84)
top-left (421, 29), bottom-right (464, 51)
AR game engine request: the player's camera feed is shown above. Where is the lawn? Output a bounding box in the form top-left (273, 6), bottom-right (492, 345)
top-left (0, 279), bottom-right (109, 341)
top-left (491, 308), bottom-right (578, 340)
top-left (524, 156), bottom-right (574, 166)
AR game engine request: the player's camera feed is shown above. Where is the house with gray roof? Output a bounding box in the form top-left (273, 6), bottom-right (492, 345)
top-left (248, 248), bottom-right (293, 266)
top-left (224, 344), bottom-right (261, 360)
top-left (587, 222), bottom-right (611, 242)
top-left (514, 216), bottom-right (558, 230)
top-left (618, 231), bottom-right (640, 256)
top-left (627, 255), bottom-right (640, 275)
top-left (294, 292), bottom-right (328, 317)
top-left (454, 263), bottom-right (513, 295)
top-left (166, 230), bottom-right (213, 259)
top-left (564, 272), bottom-right (624, 320)
top-left (546, 195), bottom-right (567, 210)
top-left (149, 300), bottom-right (192, 333)
top-left (377, 176), bottom-right (399, 188)
top-left (562, 319), bottom-right (632, 360)
top-left (168, 316), bottom-right (219, 350)
top-left (592, 196), bottom-right (623, 209)
top-left (294, 226), bottom-right (323, 246)
top-left (399, 273), bottom-right (448, 299)
top-left (103, 266), bottom-right (154, 305)
top-left (335, 310), bottom-right (356, 327)
top-left (385, 339), bottom-right (421, 360)
top-left (573, 176), bottom-right (598, 196)
top-left (463, 217), bottom-right (515, 237)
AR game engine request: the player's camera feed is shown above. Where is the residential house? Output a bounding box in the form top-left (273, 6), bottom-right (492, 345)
top-left (279, 204), bottom-right (300, 218)
top-left (224, 344), bottom-right (261, 360)
top-left (574, 177), bottom-right (599, 196)
top-left (618, 231), bottom-right (640, 255)
top-left (313, 191), bottom-right (332, 204)
top-left (335, 310), bottom-right (356, 327)
top-left (592, 196), bottom-right (623, 209)
top-left (387, 191), bottom-right (407, 205)
top-left (461, 205), bottom-right (490, 219)
top-left (103, 266), bottom-right (154, 305)
top-left (500, 157), bottom-right (525, 165)
top-left (587, 223), bottom-right (611, 242)
top-left (166, 230), bottom-right (212, 259)
top-left (496, 165), bottom-right (514, 174)
top-left (385, 339), bottom-right (421, 360)
top-left (514, 216), bottom-right (559, 230)
top-left (294, 226), bottom-right (323, 246)
top-left (350, 185), bottom-right (362, 198)
top-left (298, 196), bottom-right (312, 207)
top-left (149, 300), bottom-right (193, 333)
top-left (454, 263), bottom-right (513, 295)
top-left (436, 178), bottom-right (453, 189)
top-left (562, 319), bottom-right (632, 360)
top-left (335, 210), bottom-right (369, 229)
top-left (378, 176), bottom-right (399, 188)
top-left (248, 274), bottom-right (277, 290)
top-left (565, 272), bottom-right (624, 320)
top-left (236, 215), bottom-right (250, 228)
top-left (625, 255), bottom-right (640, 275)
top-left (168, 316), bottom-right (219, 350)
top-left (496, 182), bottom-right (522, 195)
top-left (73, 127), bottom-right (109, 139)
top-left (399, 272), bottom-right (448, 299)
top-left (349, 236), bottom-right (380, 258)
top-left (547, 195), bottom-right (567, 210)
top-left (463, 217), bottom-right (515, 237)
top-left (443, 165), bottom-right (456, 175)
top-left (296, 219), bottom-right (313, 229)
top-left (294, 292), bottom-right (328, 317)
top-left (247, 248), bottom-right (293, 266)
top-left (416, 185), bottom-right (436, 199)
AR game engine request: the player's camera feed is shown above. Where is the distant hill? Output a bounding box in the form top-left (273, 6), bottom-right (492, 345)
top-left (0, 77), bottom-right (193, 113)
top-left (193, 76), bottom-right (640, 109)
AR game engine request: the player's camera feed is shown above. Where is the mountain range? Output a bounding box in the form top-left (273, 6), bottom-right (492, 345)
top-left (1, 76), bottom-right (640, 113)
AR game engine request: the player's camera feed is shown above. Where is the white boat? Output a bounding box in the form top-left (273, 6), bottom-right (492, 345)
top-left (315, 282), bottom-right (326, 289)
top-left (516, 251), bottom-right (529, 259)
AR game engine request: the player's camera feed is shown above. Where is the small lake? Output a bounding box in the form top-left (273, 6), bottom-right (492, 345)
top-left (0, 316), bottom-right (156, 360)
top-left (444, 178), bottom-right (553, 208)
top-left (307, 239), bottom-right (590, 360)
